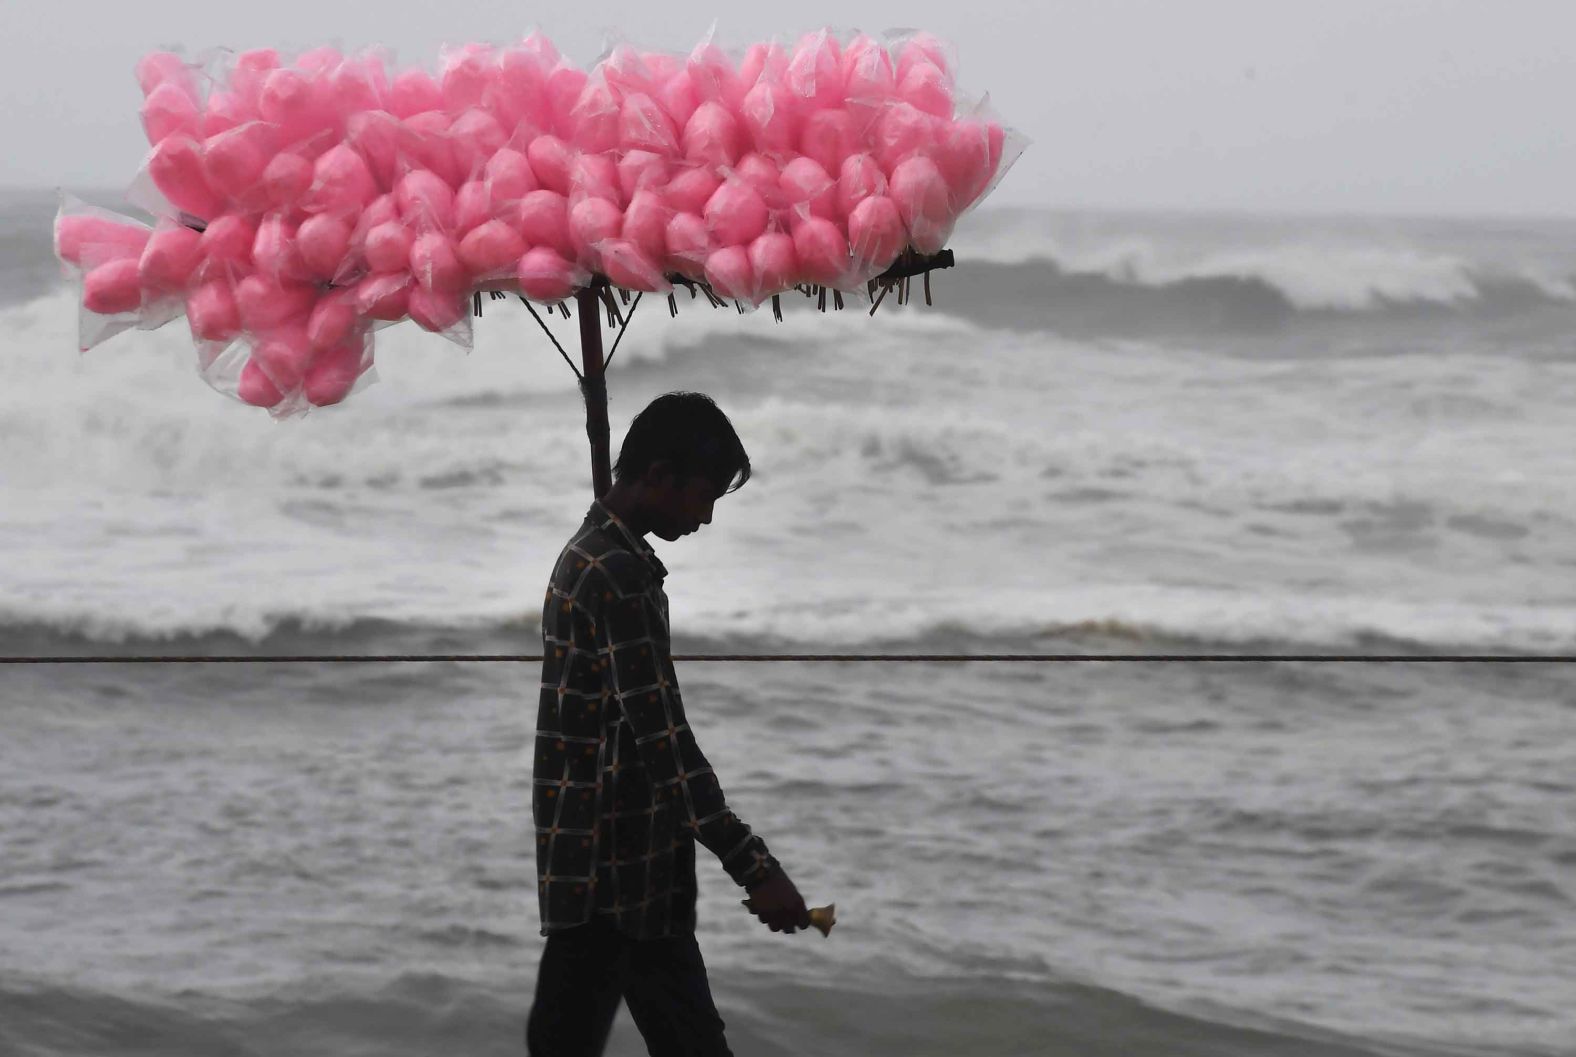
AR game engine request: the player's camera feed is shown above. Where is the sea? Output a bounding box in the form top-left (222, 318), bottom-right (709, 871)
top-left (2, 186), bottom-right (1573, 1057)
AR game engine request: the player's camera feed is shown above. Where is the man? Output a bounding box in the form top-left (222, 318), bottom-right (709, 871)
top-left (527, 391), bottom-right (811, 1057)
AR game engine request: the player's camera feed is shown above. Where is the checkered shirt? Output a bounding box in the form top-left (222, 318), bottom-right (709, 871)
top-left (534, 498), bottom-right (781, 939)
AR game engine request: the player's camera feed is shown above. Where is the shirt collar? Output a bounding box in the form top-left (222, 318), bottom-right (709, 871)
top-left (587, 498), bottom-right (668, 582)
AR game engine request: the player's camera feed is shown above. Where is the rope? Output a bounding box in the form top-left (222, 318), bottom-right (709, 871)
top-left (1, 654), bottom-right (1569, 665)
top-left (602, 291), bottom-right (643, 371)
top-left (519, 297), bottom-right (581, 381)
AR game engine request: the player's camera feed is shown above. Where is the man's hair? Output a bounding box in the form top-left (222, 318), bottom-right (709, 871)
top-left (613, 391), bottom-right (751, 496)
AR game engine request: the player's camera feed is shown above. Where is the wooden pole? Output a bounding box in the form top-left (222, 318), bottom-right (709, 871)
top-left (575, 285), bottom-right (612, 499)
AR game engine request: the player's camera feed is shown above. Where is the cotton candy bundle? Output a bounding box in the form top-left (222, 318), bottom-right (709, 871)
top-left (59, 29), bottom-right (1023, 417)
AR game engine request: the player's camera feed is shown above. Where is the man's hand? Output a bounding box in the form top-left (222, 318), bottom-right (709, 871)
top-left (743, 868), bottom-right (811, 934)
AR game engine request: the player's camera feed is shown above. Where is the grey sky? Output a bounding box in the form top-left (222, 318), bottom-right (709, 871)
top-left (5, 0), bottom-right (1575, 216)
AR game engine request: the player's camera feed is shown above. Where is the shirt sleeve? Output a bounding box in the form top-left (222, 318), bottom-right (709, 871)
top-left (589, 553), bottom-right (782, 891)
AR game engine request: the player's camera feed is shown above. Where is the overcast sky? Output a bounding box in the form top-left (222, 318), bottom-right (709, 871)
top-left (5, 0), bottom-right (1575, 216)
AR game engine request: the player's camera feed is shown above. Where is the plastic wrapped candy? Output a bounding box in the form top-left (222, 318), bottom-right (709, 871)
top-left (518, 246), bottom-right (586, 302)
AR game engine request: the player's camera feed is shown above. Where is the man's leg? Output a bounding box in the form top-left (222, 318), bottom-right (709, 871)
top-left (619, 931), bottom-right (734, 1057)
top-left (526, 916), bottom-right (627, 1057)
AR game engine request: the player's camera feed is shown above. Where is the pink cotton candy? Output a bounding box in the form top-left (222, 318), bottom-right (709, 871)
top-left (514, 190), bottom-right (572, 257)
top-left (138, 225), bottom-right (203, 291)
top-left (357, 272), bottom-right (412, 320)
top-left (330, 52), bottom-right (388, 115)
top-left (389, 69), bottom-right (444, 118)
top-left (408, 286), bottom-right (468, 333)
top-left (346, 111), bottom-right (403, 191)
top-left (601, 45), bottom-right (658, 98)
top-left (837, 154), bottom-right (887, 219)
top-left (254, 323), bottom-right (315, 390)
top-left (779, 157), bottom-right (836, 220)
top-left (704, 245), bottom-right (753, 301)
top-left (525, 135), bottom-right (574, 196)
top-left (740, 79), bottom-right (800, 158)
top-left (141, 81), bottom-right (199, 145)
top-left (457, 219), bottom-right (526, 278)
top-left (569, 79), bottom-right (620, 154)
top-left (307, 288), bottom-right (361, 350)
top-left (734, 153), bottom-right (785, 208)
top-left (396, 169), bottom-right (456, 230)
top-left (657, 70), bottom-right (698, 130)
top-left (454, 180), bottom-right (491, 235)
top-left (569, 196), bottom-right (623, 268)
top-left (570, 152), bottom-right (622, 205)
top-left (400, 111), bottom-right (462, 189)
top-left (841, 35), bottom-right (895, 103)
top-left (55, 216), bottom-right (149, 266)
top-left (261, 152), bottom-right (314, 210)
top-left (799, 109), bottom-right (860, 177)
top-left (136, 52), bottom-right (192, 97)
top-left (546, 65), bottom-right (589, 139)
top-left (748, 231), bottom-right (797, 295)
top-left (517, 246), bottom-right (583, 301)
top-left (619, 93), bottom-right (679, 155)
top-left (493, 46), bottom-right (551, 132)
top-left (703, 180), bottom-right (768, 246)
top-left (307, 145), bottom-right (379, 213)
top-left (149, 135), bottom-right (224, 220)
top-left (238, 358), bottom-right (285, 408)
top-left (236, 275), bottom-right (317, 330)
top-left (899, 62), bottom-right (953, 119)
top-left (933, 118), bottom-right (992, 207)
top-left (682, 102), bottom-right (743, 168)
top-left (441, 43), bottom-right (495, 112)
top-left (187, 280), bottom-right (241, 342)
top-left (448, 108), bottom-right (507, 180)
top-left (83, 259), bottom-right (144, 315)
top-left (792, 215), bottom-right (850, 286)
top-left (786, 30), bottom-right (844, 110)
top-left (664, 167), bottom-right (719, 216)
top-left (259, 68), bottom-right (326, 145)
top-left (304, 335), bottom-right (368, 407)
top-left (739, 42), bottom-right (788, 91)
top-left (200, 91), bottom-right (246, 138)
top-left (203, 122), bottom-right (277, 206)
top-left (687, 43), bottom-right (745, 111)
top-left (599, 238), bottom-right (671, 292)
top-left (889, 155), bottom-right (953, 254)
top-left (846, 194), bottom-right (905, 270)
top-left (410, 231), bottom-right (466, 291)
top-left (871, 102), bottom-right (939, 175)
top-left (484, 148), bottom-right (538, 204)
top-left (252, 214), bottom-right (303, 279)
top-left (198, 214), bottom-right (257, 269)
top-left (621, 190), bottom-right (671, 261)
top-left (618, 150), bottom-right (670, 201)
top-left (364, 220), bottom-right (415, 272)
top-left (664, 212), bottom-right (708, 277)
top-left (297, 213), bottom-right (353, 280)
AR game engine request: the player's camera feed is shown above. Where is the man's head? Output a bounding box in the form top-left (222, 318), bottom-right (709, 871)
top-left (608, 391), bottom-right (750, 542)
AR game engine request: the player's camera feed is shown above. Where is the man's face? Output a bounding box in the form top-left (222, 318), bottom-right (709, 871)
top-left (647, 470), bottom-right (721, 541)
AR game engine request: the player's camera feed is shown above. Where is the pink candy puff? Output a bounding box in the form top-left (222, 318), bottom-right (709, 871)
top-left (395, 169), bottom-right (457, 231)
top-left (568, 196), bottom-right (623, 270)
top-left (840, 34), bottom-right (895, 103)
top-left (238, 357), bottom-right (285, 408)
top-left (704, 245), bottom-right (753, 301)
top-left (346, 111), bottom-right (404, 191)
top-left (792, 215), bottom-right (851, 286)
top-left (364, 219), bottom-right (416, 273)
top-left (739, 42), bottom-right (789, 92)
top-left (305, 144), bottom-right (380, 214)
top-left (252, 213), bottom-right (305, 280)
top-left (748, 231), bottom-right (798, 297)
top-left (663, 211), bottom-right (709, 279)
top-left (356, 271), bottom-right (412, 321)
top-left (686, 42), bottom-right (745, 111)
top-left (148, 134), bottom-right (225, 221)
top-left (599, 238), bottom-right (671, 293)
top-left (408, 285), bottom-right (469, 334)
top-left (307, 287), bottom-right (363, 351)
top-left (484, 147), bottom-right (539, 205)
top-left (448, 108), bottom-right (508, 181)
top-left (141, 81), bottom-right (199, 146)
top-left (703, 179), bottom-right (769, 247)
top-left (656, 69), bottom-right (698, 131)
top-left (457, 219), bottom-right (526, 280)
top-left (664, 166), bottom-right (720, 216)
top-left (401, 111), bottom-right (463, 189)
top-left (569, 77), bottom-right (621, 154)
top-left (491, 46), bottom-right (551, 134)
top-left (227, 49), bottom-right (280, 110)
top-left (600, 44), bottom-right (659, 99)
top-left (621, 190), bottom-right (671, 262)
top-left (253, 322), bottom-right (316, 391)
top-left (894, 33), bottom-right (955, 86)
top-left (932, 118), bottom-right (992, 209)
top-left (137, 224), bottom-right (203, 291)
top-left (837, 153), bottom-right (887, 219)
top-left (619, 93), bottom-right (679, 156)
top-left (889, 155), bottom-right (954, 255)
top-left (898, 62), bottom-right (954, 120)
top-left (55, 216), bottom-right (150, 267)
top-left (545, 64), bottom-right (589, 140)
top-left (618, 151), bottom-right (671, 202)
top-left (871, 102), bottom-right (940, 176)
top-left (799, 108), bottom-right (860, 177)
top-left (517, 246), bottom-right (585, 302)
top-left (235, 274), bottom-right (317, 331)
top-left (203, 121), bottom-right (279, 208)
top-left (186, 279), bottom-right (242, 343)
top-left (681, 101), bottom-right (743, 169)
top-left (525, 134), bottom-right (574, 196)
top-left (135, 52), bottom-right (194, 97)
top-left (389, 68), bottom-right (444, 119)
top-left (197, 213), bottom-right (258, 271)
top-left (570, 152), bottom-right (622, 206)
top-left (785, 30), bottom-right (844, 111)
top-left (330, 50), bottom-right (390, 115)
top-left (260, 151), bottom-right (315, 211)
top-left (259, 67), bottom-right (328, 146)
top-left (513, 190), bottom-right (573, 258)
top-left (734, 153), bottom-right (786, 210)
top-left (454, 180), bottom-right (492, 236)
top-left (440, 42), bottom-right (495, 113)
top-left (297, 213), bottom-right (354, 281)
top-left (200, 90), bottom-right (248, 138)
top-left (846, 194), bottom-right (906, 271)
top-left (82, 258), bottom-right (144, 315)
top-left (304, 333), bottom-right (371, 407)
top-left (779, 157), bottom-right (837, 221)
top-left (410, 230), bottom-right (467, 292)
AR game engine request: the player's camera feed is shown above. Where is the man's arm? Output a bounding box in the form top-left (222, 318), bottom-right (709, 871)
top-left (589, 554), bottom-right (781, 891)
